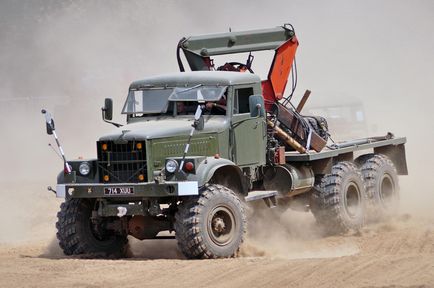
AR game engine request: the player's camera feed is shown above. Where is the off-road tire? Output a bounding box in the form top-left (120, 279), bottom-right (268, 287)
top-left (304, 116), bottom-right (329, 142)
top-left (174, 184), bottom-right (246, 259)
top-left (56, 198), bottom-right (128, 258)
top-left (311, 161), bottom-right (366, 234)
top-left (356, 154), bottom-right (399, 220)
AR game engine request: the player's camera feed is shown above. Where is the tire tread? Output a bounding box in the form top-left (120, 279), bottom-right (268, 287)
top-left (174, 184), bottom-right (246, 259)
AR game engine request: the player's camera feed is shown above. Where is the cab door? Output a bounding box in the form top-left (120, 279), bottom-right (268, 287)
top-left (230, 86), bottom-right (266, 167)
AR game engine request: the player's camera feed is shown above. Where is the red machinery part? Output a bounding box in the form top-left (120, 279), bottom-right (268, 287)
top-left (262, 36), bottom-right (299, 110)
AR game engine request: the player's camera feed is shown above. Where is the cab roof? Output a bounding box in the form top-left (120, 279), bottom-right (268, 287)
top-left (129, 71), bottom-right (261, 90)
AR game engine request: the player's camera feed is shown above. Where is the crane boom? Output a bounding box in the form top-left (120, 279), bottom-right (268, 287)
top-left (177, 24), bottom-right (299, 108)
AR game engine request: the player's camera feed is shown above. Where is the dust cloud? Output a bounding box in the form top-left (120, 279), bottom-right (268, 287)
top-left (241, 205), bottom-right (360, 259)
top-left (0, 0), bottom-right (433, 261)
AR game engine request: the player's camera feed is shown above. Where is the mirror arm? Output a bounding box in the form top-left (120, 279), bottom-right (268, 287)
top-left (101, 108), bottom-right (123, 128)
top-left (231, 104), bottom-right (264, 130)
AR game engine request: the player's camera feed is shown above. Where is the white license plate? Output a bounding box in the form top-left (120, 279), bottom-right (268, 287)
top-left (104, 187), bottom-right (134, 195)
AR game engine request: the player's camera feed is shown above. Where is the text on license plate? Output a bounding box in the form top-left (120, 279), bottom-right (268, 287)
top-left (104, 187), bottom-right (134, 195)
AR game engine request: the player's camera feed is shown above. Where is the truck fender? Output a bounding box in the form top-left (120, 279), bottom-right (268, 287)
top-left (56, 159), bottom-right (99, 184)
top-left (57, 171), bottom-right (65, 184)
top-left (194, 157), bottom-right (247, 194)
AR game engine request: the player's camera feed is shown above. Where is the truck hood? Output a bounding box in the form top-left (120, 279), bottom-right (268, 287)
top-left (99, 116), bottom-right (228, 141)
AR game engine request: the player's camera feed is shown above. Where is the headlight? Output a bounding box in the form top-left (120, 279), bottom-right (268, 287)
top-left (79, 162), bottom-right (91, 176)
top-left (165, 160), bottom-right (178, 173)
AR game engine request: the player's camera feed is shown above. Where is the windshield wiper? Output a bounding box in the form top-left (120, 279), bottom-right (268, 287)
top-left (177, 84), bottom-right (202, 94)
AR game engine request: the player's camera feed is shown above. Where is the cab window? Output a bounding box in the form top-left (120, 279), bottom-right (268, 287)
top-left (233, 87), bottom-right (254, 114)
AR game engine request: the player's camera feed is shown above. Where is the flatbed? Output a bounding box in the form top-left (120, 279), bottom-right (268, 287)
top-left (285, 137), bottom-right (407, 161)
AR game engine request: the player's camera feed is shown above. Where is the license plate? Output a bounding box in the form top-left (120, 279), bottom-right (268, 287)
top-left (104, 187), bottom-right (134, 195)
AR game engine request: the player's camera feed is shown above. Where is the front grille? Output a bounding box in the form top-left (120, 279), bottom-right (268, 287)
top-left (97, 141), bottom-right (147, 183)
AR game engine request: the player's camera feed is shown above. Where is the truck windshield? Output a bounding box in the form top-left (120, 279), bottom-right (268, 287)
top-left (122, 88), bottom-right (173, 114)
top-left (122, 86), bottom-right (227, 115)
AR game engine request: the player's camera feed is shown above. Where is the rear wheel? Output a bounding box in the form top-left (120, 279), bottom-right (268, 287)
top-left (356, 154), bottom-right (399, 220)
top-left (174, 184), bottom-right (246, 259)
top-left (311, 161), bottom-right (366, 234)
top-left (56, 198), bottom-right (128, 258)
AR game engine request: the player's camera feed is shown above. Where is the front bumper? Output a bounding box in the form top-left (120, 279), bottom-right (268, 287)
top-left (56, 181), bottom-right (199, 199)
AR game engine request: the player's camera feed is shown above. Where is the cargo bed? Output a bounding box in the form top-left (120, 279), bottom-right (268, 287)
top-left (285, 136), bottom-right (407, 162)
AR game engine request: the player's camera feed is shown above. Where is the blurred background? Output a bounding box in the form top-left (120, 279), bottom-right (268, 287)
top-left (0, 0), bottom-right (432, 243)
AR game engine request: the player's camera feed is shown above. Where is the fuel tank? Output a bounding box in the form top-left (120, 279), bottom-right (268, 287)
top-left (263, 164), bottom-right (314, 197)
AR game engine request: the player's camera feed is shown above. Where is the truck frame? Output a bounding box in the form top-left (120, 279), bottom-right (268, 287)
top-left (44, 24), bottom-right (407, 259)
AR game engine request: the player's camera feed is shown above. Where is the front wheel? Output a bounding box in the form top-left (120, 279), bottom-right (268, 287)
top-left (174, 184), bottom-right (246, 259)
top-left (56, 198), bottom-right (128, 258)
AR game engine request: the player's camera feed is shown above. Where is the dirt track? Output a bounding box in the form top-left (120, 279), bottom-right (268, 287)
top-left (1, 186), bottom-right (433, 288)
top-left (1, 219), bottom-right (433, 288)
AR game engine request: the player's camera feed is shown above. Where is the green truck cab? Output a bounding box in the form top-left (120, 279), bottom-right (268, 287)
top-left (58, 72), bottom-right (266, 199)
top-left (46, 25), bottom-right (407, 259)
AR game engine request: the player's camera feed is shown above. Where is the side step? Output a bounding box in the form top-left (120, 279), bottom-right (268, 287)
top-left (245, 190), bottom-right (278, 208)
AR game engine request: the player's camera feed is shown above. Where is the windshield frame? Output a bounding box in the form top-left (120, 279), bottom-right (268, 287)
top-left (122, 85), bottom-right (228, 115)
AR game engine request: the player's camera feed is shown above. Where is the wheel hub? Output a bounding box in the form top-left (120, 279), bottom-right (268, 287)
top-left (345, 182), bottom-right (361, 218)
top-left (207, 206), bottom-right (236, 246)
top-left (212, 217), bottom-right (226, 233)
top-left (380, 174), bottom-right (394, 206)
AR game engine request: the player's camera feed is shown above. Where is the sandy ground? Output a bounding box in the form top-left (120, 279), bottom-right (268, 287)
top-left (1, 183), bottom-right (433, 288)
top-left (1, 217), bottom-right (433, 288)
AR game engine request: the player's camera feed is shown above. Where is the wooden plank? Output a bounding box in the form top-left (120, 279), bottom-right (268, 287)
top-left (277, 105), bottom-right (326, 152)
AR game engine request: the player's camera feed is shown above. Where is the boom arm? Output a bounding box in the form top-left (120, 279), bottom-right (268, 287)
top-left (177, 24), bottom-right (299, 106)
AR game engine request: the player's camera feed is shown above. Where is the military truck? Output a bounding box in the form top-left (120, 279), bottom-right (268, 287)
top-left (44, 25), bottom-right (407, 259)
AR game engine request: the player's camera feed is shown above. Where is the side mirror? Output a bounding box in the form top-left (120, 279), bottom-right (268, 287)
top-left (194, 115), bottom-right (205, 131)
top-left (46, 120), bottom-right (54, 135)
top-left (249, 95), bottom-right (265, 118)
top-left (102, 98), bottom-right (113, 120)
top-left (41, 109), bottom-right (55, 135)
top-left (192, 105), bottom-right (205, 131)
top-left (101, 98), bottom-right (122, 128)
